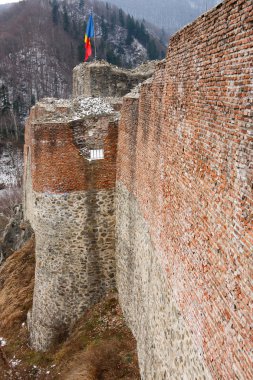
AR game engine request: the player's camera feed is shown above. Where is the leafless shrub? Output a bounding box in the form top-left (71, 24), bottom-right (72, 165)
top-left (0, 186), bottom-right (22, 217)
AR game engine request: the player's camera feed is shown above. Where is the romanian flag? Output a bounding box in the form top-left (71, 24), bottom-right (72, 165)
top-left (84, 14), bottom-right (94, 61)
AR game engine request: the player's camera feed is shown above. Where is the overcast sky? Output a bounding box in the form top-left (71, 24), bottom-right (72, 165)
top-left (0, 0), bottom-right (20, 4)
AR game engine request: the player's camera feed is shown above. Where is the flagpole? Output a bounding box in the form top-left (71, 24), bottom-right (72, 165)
top-left (91, 7), bottom-right (97, 61)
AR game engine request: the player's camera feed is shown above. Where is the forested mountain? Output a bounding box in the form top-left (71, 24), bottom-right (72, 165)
top-left (107, 0), bottom-right (222, 35)
top-left (0, 0), bottom-right (166, 207)
top-left (0, 0), bottom-right (166, 142)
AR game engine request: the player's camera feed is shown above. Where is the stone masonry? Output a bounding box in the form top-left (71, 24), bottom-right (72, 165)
top-left (24, 64), bottom-right (154, 350)
top-left (24, 0), bottom-right (252, 377)
top-left (73, 60), bottom-right (157, 98)
top-left (24, 98), bottom-right (119, 350)
top-left (116, 183), bottom-right (213, 380)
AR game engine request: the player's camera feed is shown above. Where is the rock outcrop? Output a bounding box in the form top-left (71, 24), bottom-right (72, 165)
top-left (0, 205), bottom-right (32, 265)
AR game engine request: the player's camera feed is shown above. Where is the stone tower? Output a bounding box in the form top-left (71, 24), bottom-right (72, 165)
top-left (24, 97), bottom-right (118, 350)
top-left (24, 62), bottom-right (156, 351)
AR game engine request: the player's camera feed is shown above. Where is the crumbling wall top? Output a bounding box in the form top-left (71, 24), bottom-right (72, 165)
top-left (30, 97), bottom-right (118, 124)
top-left (72, 60), bottom-right (159, 98)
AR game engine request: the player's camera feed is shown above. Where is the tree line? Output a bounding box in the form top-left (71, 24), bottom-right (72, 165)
top-left (0, 0), bottom-right (166, 144)
top-left (50, 0), bottom-right (165, 64)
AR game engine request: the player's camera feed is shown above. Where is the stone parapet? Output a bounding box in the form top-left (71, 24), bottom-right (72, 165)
top-left (73, 60), bottom-right (157, 98)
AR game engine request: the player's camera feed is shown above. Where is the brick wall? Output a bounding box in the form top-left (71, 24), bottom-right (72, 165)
top-left (116, 0), bottom-right (253, 378)
top-left (25, 105), bottom-right (118, 194)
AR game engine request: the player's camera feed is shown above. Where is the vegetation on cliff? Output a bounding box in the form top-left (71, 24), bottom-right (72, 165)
top-left (0, 237), bottom-right (140, 379)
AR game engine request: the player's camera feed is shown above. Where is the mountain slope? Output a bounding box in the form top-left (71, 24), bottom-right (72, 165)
top-left (0, 0), bottom-right (165, 136)
top-left (107, 0), bottom-right (222, 35)
top-left (0, 238), bottom-right (139, 379)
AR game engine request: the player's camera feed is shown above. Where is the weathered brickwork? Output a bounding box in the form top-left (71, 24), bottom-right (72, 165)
top-left (116, 183), bottom-right (212, 380)
top-left (23, 58), bottom-right (157, 351)
top-left (23, 0), bottom-right (252, 374)
top-left (24, 98), bottom-right (118, 350)
top-left (116, 1), bottom-right (253, 379)
top-left (25, 99), bottom-right (118, 194)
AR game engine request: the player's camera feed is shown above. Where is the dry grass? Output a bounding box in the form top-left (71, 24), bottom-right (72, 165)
top-left (0, 237), bottom-right (140, 380)
top-left (56, 294), bottom-right (140, 380)
top-left (0, 236), bottom-right (35, 332)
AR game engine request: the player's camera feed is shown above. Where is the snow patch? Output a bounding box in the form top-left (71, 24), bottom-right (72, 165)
top-left (0, 145), bottom-right (23, 188)
top-left (0, 337), bottom-right (7, 347)
top-left (10, 357), bottom-right (21, 367)
top-left (74, 97), bottom-right (114, 118)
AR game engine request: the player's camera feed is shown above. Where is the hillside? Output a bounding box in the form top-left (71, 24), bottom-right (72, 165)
top-left (0, 237), bottom-right (140, 379)
top-left (107, 0), bottom-right (222, 35)
top-left (0, 0), bottom-right (165, 138)
top-left (0, 0), bottom-right (166, 212)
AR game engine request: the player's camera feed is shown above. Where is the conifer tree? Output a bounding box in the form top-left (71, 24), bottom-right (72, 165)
top-left (79, 0), bottom-right (84, 9)
top-left (52, 0), bottom-right (59, 25)
top-left (101, 16), bottom-right (108, 39)
top-left (63, 5), bottom-right (69, 32)
top-left (119, 9), bottom-right (124, 27)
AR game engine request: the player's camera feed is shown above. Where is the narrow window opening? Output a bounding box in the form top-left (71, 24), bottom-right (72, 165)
top-left (89, 149), bottom-right (104, 161)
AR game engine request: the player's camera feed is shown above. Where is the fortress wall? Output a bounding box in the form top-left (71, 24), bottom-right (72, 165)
top-left (28, 187), bottom-right (116, 350)
top-left (73, 61), bottom-right (156, 98)
top-left (28, 119), bottom-right (118, 194)
top-left (24, 101), bottom-right (118, 350)
top-left (116, 1), bottom-right (253, 379)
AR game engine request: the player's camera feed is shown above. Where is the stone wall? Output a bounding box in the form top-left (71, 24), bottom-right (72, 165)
top-left (24, 98), bottom-right (118, 350)
top-left (28, 188), bottom-right (115, 349)
top-left (116, 1), bottom-right (253, 379)
top-left (73, 60), bottom-right (156, 98)
top-left (116, 184), bottom-right (213, 380)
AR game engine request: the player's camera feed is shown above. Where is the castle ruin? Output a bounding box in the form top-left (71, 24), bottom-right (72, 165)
top-left (24, 1), bottom-right (252, 379)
